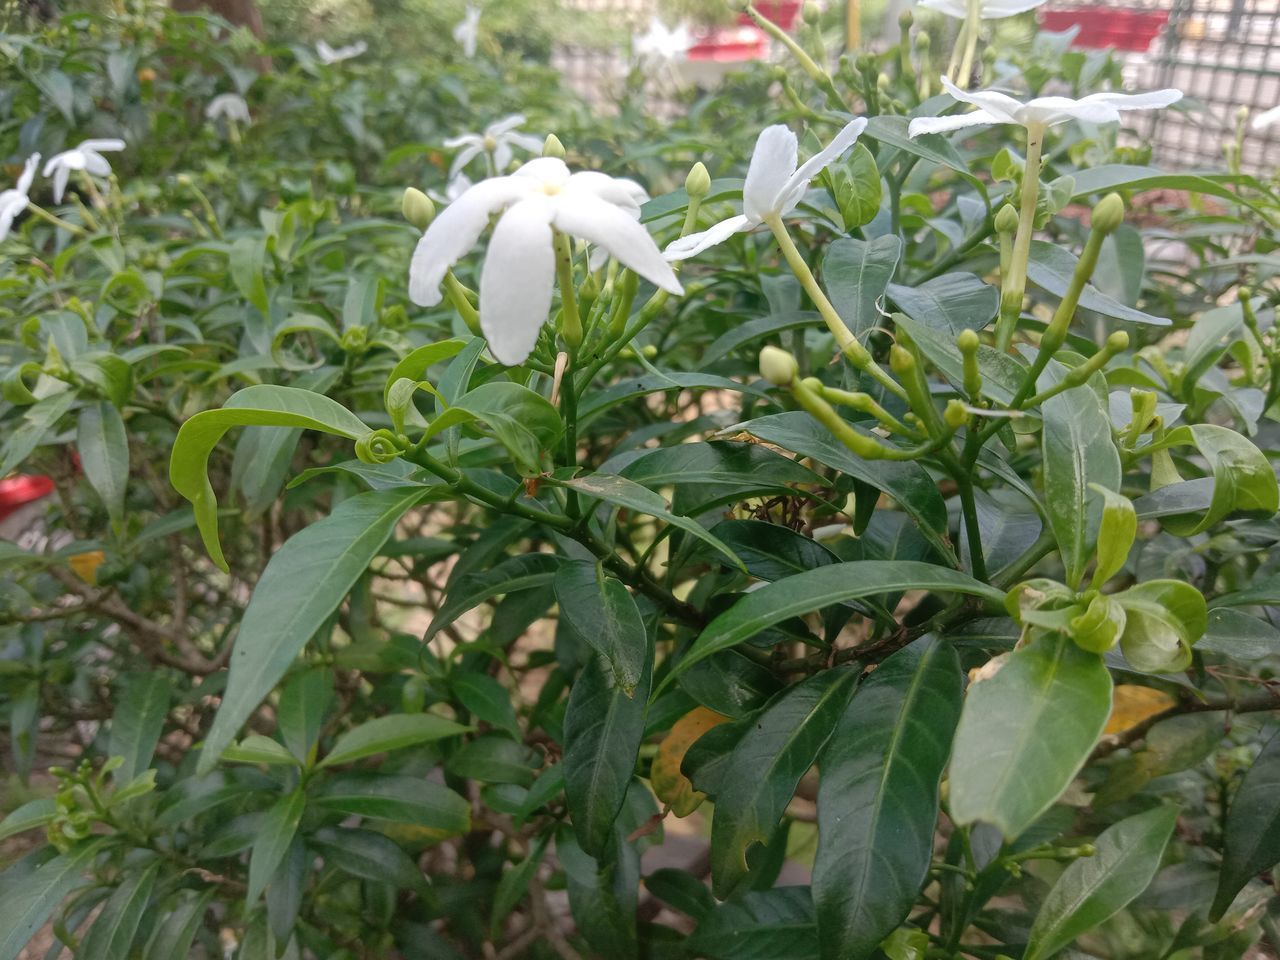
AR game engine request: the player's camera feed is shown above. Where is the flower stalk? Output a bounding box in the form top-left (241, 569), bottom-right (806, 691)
top-left (995, 121), bottom-right (1046, 352)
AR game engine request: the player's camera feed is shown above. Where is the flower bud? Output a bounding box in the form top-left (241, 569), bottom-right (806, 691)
top-left (685, 162), bottom-right (711, 200)
top-left (759, 346), bottom-right (799, 386)
top-left (944, 399), bottom-right (968, 429)
top-left (915, 30), bottom-right (931, 51)
top-left (1106, 330), bottom-right (1129, 353)
top-left (804, 1), bottom-right (822, 21)
top-left (956, 329), bottom-right (980, 354)
top-left (1239, 285), bottom-right (1252, 303)
top-left (340, 326), bottom-right (368, 353)
top-left (994, 203), bottom-right (1019, 235)
top-left (889, 344), bottom-right (915, 375)
top-left (1091, 193), bottom-right (1125, 235)
top-left (899, 8), bottom-right (913, 29)
top-left (1236, 104), bottom-right (1250, 124)
top-left (877, 73), bottom-right (891, 93)
top-left (402, 187), bottom-right (435, 231)
top-left (543, 134), bottom-right (566, 159)
top-left (800, 376), bottom-right (825, 394)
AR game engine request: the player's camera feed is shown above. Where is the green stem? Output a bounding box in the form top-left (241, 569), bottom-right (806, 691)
top-left (955, 0), bottom-right (982, 88)
top-left (25, 202), bottom-right (89, 238)
top-left (554, 231), bottom-right (582, 353)
top-left (443, 271), bottom-right (481, 336)
top-left (746, 3), bottom-right (846, 112)
top-left (765, 215), bottom-right (906, 401)
top-left (945, 18), bottom-right (968, 82)
top-left (995, 123), bottom-right (1046, 352)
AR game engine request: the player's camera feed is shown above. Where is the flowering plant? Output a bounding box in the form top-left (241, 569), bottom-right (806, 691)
top-left (2, 2), bottom-right (1280, 959)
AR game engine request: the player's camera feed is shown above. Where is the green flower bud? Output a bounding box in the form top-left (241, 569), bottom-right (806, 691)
top-left (543, 134), bottom-right (566, 159)
top-left (760, 346), bottom-right (799, 386)
top-left (899, 8), bottom-right (913, 28)
top-left (944, 399), bottom-right (968, 429)
top-left (381, 304), bottom-right (409, 331)
top-left (877, 72), bottom-right (891, 93)
top-left (889, 344), bottom-right (915, 375)
top-left (1239, 285), bottom-right (1253, 303)
top-left (956, 329), bottom-right (980, 354)
top-left (685, 162), bottom-right (711, 200)
top-left (402, 187), bottom-right (435, 231)
top-left (994, 203), bottom-right (1019, 235)
top-left (340, 326), bottom-right (368, 353)
top-left (804, 1), bottom-right (822, 21)
top-left (1091, 193), bottom-right (1125, 235)
top-left (915, 30), bottom-right (931, 50)
top-left (1106, 330), bottom-right (1129, 353)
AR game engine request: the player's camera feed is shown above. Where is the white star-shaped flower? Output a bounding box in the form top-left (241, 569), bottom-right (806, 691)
top-left (42, 139), bottom-right (125, 204)
top-left (205, 93), bottom-right (251, 124)
top-left (908, 76), bottom-right (1182, 137)
top-left (664, 118), bottom-right (868, 261)
top-left (316, 40), bottom-right (368, 64)
top-left (445, 115), bottom-right (544, 178)
top-left (453, 5), bottom-right (482, 58)
top-left (0, 154), bottom-right (41, 241)
top-left (1252, 104), bottom-right (1280, 131)
top-left (408, 157), bottom-right (683, 365)
top-left (917, 0), bottom-right (1047, 19)
top-left (633, 17), bottom-right (691, 64)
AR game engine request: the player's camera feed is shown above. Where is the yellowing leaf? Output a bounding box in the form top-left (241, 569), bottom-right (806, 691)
top-left (68, 550), bottom-right (105, 584)
top-left (1104, 685), bottom-right (1175, 735)
top-left (651, 706), bottom-right (730, 817)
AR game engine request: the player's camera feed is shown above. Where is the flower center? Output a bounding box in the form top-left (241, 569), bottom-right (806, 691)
top-left (541, 182), bottom-right (562, 196)
top-left (483, 135), bottom-right (498, 151)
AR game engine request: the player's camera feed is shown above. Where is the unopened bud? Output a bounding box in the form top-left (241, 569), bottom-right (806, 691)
top-left (877, 73), bottom-right (891, 93)
top-left (1091, 193), bottom-right (1125, 235)
top-left (760, 346), bottom-right (799, 386)
top-left (686, 162), bottom-right (711, 200)
top-left (804, 1), bottom-right (821, 21)
top-left (402, 187), bottom-right (435, 230)
top-left (543, 134), bottom-right (566, 159)
top-left (889, 344), bottom-right (915, 375)
top-left (944, 399), bottom-right (968, 429)
top-left (915, 30), bottom-right (931, 51)
top-left (801, 376), bottom-right (824, 394)
top-left (994, 203), bottom-right (1019, 234)
top-left (1236, 105), bottom-right (1250, 124)
top-left (899, 8), bottom-right (913, 28)
top-left (1106, 331), bottom-right (1129, 352)
top-left (1239, 285), bottom-right (1253, 303)
top-left (956, 329), bottom-right (980, 354)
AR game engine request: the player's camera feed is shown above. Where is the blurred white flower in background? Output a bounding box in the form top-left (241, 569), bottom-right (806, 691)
top-left (908, 77), bottom-right (1183, 136)
top-left (454, 6), bottom-right (482, 59)
top-left (408, 157), bottom-right (682, 364)
top-left (918, 0), bottom-right (1047, 19)
top-left (430, 173), bottom-right (473, 206)
top-left (1252, 105), bottom-right (1280, 131)
top-left (0, 154), bottom-right (41, 241)
top-left (43, 139), bottom-right (125, 204)
top-left (633, 17), bottom-right (691, 65)
top-left (664, 118), bottom-right (867, 260)
top-left (446, 115), bottom-right (544, 178)
top-left (315, 40), bottom-right (368, 64)
top-left (205, 93), bottom-right (251, 125)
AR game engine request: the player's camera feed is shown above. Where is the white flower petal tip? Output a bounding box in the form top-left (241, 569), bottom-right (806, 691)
top-left (407, 160), bottom-right (678, 365)
top-left (446, 116), bottom-right (543, 178)
top-left (316, 40), bottom-right (367, 64)
top-left (924, 80), bottom-right (1185, 134)
top-left (453, 6), bottom-right (482, 58)
top-left (205, 93), bottom-right (251, 124)
top-left (41, 140), bottom-right (126, 202)
top-left (1252, 104), bottom-right (1280, 131)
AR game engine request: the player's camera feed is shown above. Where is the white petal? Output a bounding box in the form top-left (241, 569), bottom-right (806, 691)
top-left (742, 125), bottom-right (798, 220)
top-left (939, 77), bottom-right (1023, 124)
top-left (488, 114), bottom-right (527, 137)
top-left (512, 156), bottom-right (571, 186)
top-left (917, 0), bottom-right (967, 18)
top-left (504, 132), bottom-right (545, 154)
top-left (79, 138), bottom-right (125, 153)
top-left (449, 144), bottom-right (483, 179)
top-left (552, 191), bottom-right (682, 295)
top-left (980, 0), bottom-right (1048, 16)
top-left (662, 214), bottom-right (754, 261)
top-left (493, 141), bottom-right (513, 173)
top-left (0, 193), bottom-right (26, 240)
top-left (444, 133), bottom-right (481, 149)
top-left (83, 153), bottom-right (113, 177)
top-left (1019, 96), bottom-right (1119, 127)
top-left (51, 165), bottom-right (70, 204)
top-left (408, 175), bottom-right (534, 306)
top-left (17, 154), bottom-right (40, 195)
top-left (777, 117), bottom-right (868, 215)
top-left (1253, 104), bottom-right (1280, 131)
top-left (1075, 89), bottom-right (1184, 114)
top-left (479, 198), bottom-right (556, 365)
top-left (908, 110), bottom-right (1001, 136)
top-left (566, 171), bottom-right (648, 214)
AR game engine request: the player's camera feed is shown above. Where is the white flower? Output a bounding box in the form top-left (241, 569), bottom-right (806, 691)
top-left (205, 93), bottom-right (251, 124)
top-left (453, 5), bottom-right (481, 58)
top-left (633, 17), bottom-right (691, 64)
top-left (429, 173), bottom-right (473, 205)
top-left (408, 157), bottom-right (683, 365)
top-left (316, 39), bottom-right (368, 64)
top-left (445, 115), bottom-right (544, 178)
top-left (908, 76), bottom-right (1183, 137)
top-left (42, 139), bottom-right (125, 204)
top-left (0, 154), bottom-right (41, 241)
top-left (1252, 104), bottom-right (1280, 131)
top-left (664, 118), bottom-right (868, 261)
top-left (917, 0), bottom-right (1046, 19)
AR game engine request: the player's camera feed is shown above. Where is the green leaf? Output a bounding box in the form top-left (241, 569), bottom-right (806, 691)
top-left (108, 672), bottom-right (171, 784)
top-left (823, 235), bottom-right (902, 340)
top-left (555, 560), bottom-right (649, 694)
top-left (319, 713), bottom-right (470, 768)
top-left (197, 487), bottom-right (428, 774)
top-left (556, 472), bottom-right (743, 571)
top-left (709, 519), bottom-right (841, 581)
top-left (247, 789), bottom-right (306, 904)
top-left (558, 826), bottom-right (640, 958)
top-left (491, 834), bottom-right (549, 936)
top-left (142, 890), bottom-right (214, 960)
top-left (1025, 805), bottom-right (1179, 960)
top-left (77, 401), bottom-right (130, 531)
top-left (229, 234), bottom-right (270, 316)
top-left (0, 840), bottom-right (104, 960)
top-left (813, 639), bottom-right (963, 960)
top-left (864, 114), bottom-right (989, 202)
top-left (424, 381), bottom-right (561, 473)
top-left (1158, 424), bottom-right (1278, 536)
top-left (1069, 164), bottom-right (1270, 214)
top-left (383, 338), bottom-right (468, 409)
top-left (1211, 730), bottom-right (1280, 919)
top-left (0, 798), bottom-right (55, 843)
top-left (448, 734), bottom-right (542, 786)
top-left (887, 273), bottom-right (999, 336)
top-left (1199, 608), bottom-right (1280, 660)
top-left (313, 774), bottom-right (470, 834)
top-left (949, 632), bottom-right (1113, 840)
top-left (1041, 377), bottom-right (1121, 589)
top-left (1090, 484), bottom-right (1137, 589)
top-left (734, 413), bottom-right (952, 558)
top-left (832, 142), bottom-right (882, 230)
top-left (221, 734), bottom-right (300, 767)
top-left (711, 669), bottom-right (858, 896)
top-left (425, 553), bottom-right (563, 642)
top-left (169, 384), bottom-right (373, 570)
top-left (0, 391), bottom-right (76, 478)
top-left (311, 827), bottom-right (427, 894)
top-left (1114, 580), bottom-right (1206, 673)
top-left (452, 672), bottom-right (521, 740)
top-left (1027, 240), bottom-right (1170, 326)
top-left (277, 668), bottom-right (335, 764)
top-left (894, 312), bottom-right (1024, 405)
top-left (685, 887), bottom-right (818, 960)
top-left (563, 627), bottom-right (654, 856)
top-left (661, 562), bottom-right (1002, 693)
top-left (78, 858), bottom-right (161, 960)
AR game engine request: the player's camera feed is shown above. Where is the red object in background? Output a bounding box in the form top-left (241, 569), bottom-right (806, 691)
top-left (737, 0), bottom-right (802, 30)
top-left (1038, 8), bottom-right (1170, 52)
top-left (0, 474), bottom-right (54, 522)
top-left (687, 24), bottom-right (770, 61)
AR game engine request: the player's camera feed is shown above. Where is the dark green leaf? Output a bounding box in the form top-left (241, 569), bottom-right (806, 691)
top-left (247, 789), bottom-right (305, 904)
top-left (108, 672), bottom-right (170, 785)
top-left (77, 401), bottom-right (130, 530)
top-left (555, 560), bottom-right (648, 694)
top-left (823, 235), bottom-right (902, 340)
top-left (319, 713), bottom-right (470, 768)
top-left (78, 859), bottom-right (161, 960)
top-left (314, 774), bottom-right (470, 834)
top-left (1211, 731), bottom-right (1280, 920)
